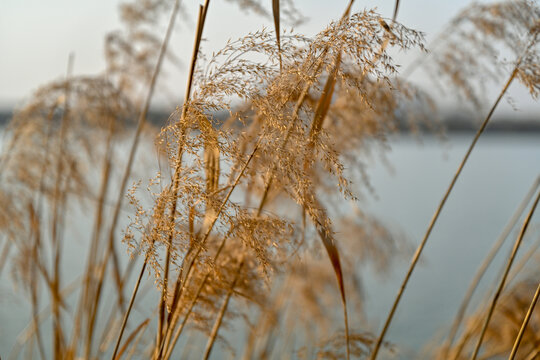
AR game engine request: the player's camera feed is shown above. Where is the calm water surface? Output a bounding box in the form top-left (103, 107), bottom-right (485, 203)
top-left (1, 133), bottom-right (539, 358)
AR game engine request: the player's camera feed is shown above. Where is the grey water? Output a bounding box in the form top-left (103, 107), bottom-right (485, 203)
top-left (0, 132), bottom-right (539, 359)
top-left (360, 133), bottom-right (540, 358)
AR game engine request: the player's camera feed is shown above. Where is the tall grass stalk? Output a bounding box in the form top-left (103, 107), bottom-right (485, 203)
top-left (202, 259), bottom-right (245, 360)
top-left (157, 1), bottom-right (210, 351)
top-left (79, 116), bottom-right (117, 359)
top-left (107, 0), bottom-right (183, 357)
top-left (524, 348), bottom-right (540, 360)
top-left (470, 188), bottom-right (540, 359)
top-left (161, 228), bottom-right (234, 360)
top-left (161, 140), bottom-right (258, 357)
top-left (0, 238), bottom-right (10, 276)
top-left (392, 0), bottom-right (400, 21)
top-left (443, 175), bottom-right (540, 355)
top-left (28, 205), bottom-right (46, 360)
top-left (50, 53), bottom-right (74, 359)
top-left (508, 281), bottom-right (540, 359)
top-left (370, 54), bottom-right (526, 360)
top-left (4, 1), bottom-right (540, 359)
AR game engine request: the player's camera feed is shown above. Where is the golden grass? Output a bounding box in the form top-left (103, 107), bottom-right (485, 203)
top-left (1, 0), bottom-right (540, 359)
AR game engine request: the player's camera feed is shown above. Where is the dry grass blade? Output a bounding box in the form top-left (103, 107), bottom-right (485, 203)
top-left (309, 52), bottom-right (341, 144)
top-left (157, 1), bottom-right (210, 355)
top-left (304, 50), bottom-right (349, 360)
top-left (343, 0), bottom-right (354, 17)
top-left (305, 199), bottom-right (350, 360)
top-left (442, 175), bottom-right (540, 355)
top-left (114, 319), bottom-right (150, 360)
top-left (161, 229), bottom-right (235, 360)
top-left (204, 139), bottom-right (220, 196)
top-left (202, 259), bottom-right (245, 360)
top-left (525, 348), bottom-right (540, 360)
top-left (392, 0), bottom-right (400, 22)
top-left (28, 203), bottom-right (47, 360)
top-left (508, 282), bottom-right (540, 360)
top-left (0, 237), bottom-right (11, 276)
top-left (202, 122), bottom-right (220, 232)
top-left (303, 52), bottom-right (340, 176)
top-left (272, 0), bottom-right (282, 70)
top-left (370, 55), bottom-right (522, 360)
top-left (256, 0), bottom-right (355, 215)
top-left (50, 52), bottom-right (75, 359)
top-left (109, 1), bottom-right (183, 358)
top-left (7, 0), bottom-right (534, 358)
top-left (470, 188), bottom-right (540, 360)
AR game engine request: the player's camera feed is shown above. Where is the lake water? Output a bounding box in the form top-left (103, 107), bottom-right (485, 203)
top-left (1, 132), bottom-right (539, 359)
top-left (360, 133), bottom-right (540, 358)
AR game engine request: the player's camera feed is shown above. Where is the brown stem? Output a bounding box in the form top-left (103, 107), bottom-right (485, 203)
top-left (470, 189), bottom-right (540, 360)
top-left (161, 225), bottom-right (235, 359)
top-left (105, 0), bottom-right (183, 358)
top-left (202, 259), bottom-right (245, 360)
top-left (370, 67), bottom-right (520, 360)
top-left (524, 347), bottom-right (540, 360)
top-left (509, 282), bottom-right (540, 360)
top-left (28, 204), bottom-right (47, 360)
top-left (51, 53), bottom-right (74, 359)
top-left (156, 0), bottom-right (210, 352)
top-left (0, 237), bottom-right (11, 277)
top-left (392, 0), bottom-right (401, 22)
top-left (160, 142), bottom-right (259, 358)
top-left (443, 176), bottom-right (540, 355)
top-left (80, 118), bottom-right (117, 359)
top-left (111, 258), bottom-right (148, 360)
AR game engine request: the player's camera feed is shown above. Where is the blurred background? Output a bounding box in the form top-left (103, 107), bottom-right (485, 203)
top-left (1, 1), bottom-right (539, 358)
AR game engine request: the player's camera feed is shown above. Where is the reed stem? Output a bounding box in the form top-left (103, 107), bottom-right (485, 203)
top-left (157, 1), bottom-right (210, 353)
top-left (370, 67), bottom-right (520, 360)
top-left (470, 189), bottom-right (540, 360)
top-left (108, 1), bottom-right (182, 357)
top-left (443, 176), bottom-right (540, 354)
top-left (509, 282), bottom-right (540, 360)
top-left (202, 260), bottom-right (245, 360)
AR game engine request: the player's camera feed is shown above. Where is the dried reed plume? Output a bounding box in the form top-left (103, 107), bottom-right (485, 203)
top-left (1, 0), bottom-right (540, 359)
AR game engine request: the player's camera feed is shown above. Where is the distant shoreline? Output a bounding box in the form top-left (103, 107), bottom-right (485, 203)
top-left (1, 110), bottom-right (539, 134)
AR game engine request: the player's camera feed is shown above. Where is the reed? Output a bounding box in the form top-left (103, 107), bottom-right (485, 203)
top-left (470, 189), bottom-right (540, 359)
top-left (509, 281), bottom-right (540, 360)
top-left (441, 176), bottom-right (540, 357)
top-left (1, 0), bottom-right (540, 359)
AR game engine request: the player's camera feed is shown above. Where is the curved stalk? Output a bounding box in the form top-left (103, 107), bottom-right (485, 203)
top-left (370, 67), bottom-right (520, 360)
top-left (106, 0), bottom-right (183, 357)
top-left (470, 189), bottom-right (540, 360)
top-left (51, 53), bottom-right (74, 359)
top-left (157, 1), bottom-right (210, 350)
top-left (443, 176), bottom-right (540, 355)
top-left (202, 259), bottom-right (245, 360)
top-left (509, 282), bottom-right (540, 360)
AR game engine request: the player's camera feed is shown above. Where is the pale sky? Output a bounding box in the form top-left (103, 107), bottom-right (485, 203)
top-left (0, 0), bottom-right (537, 116)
